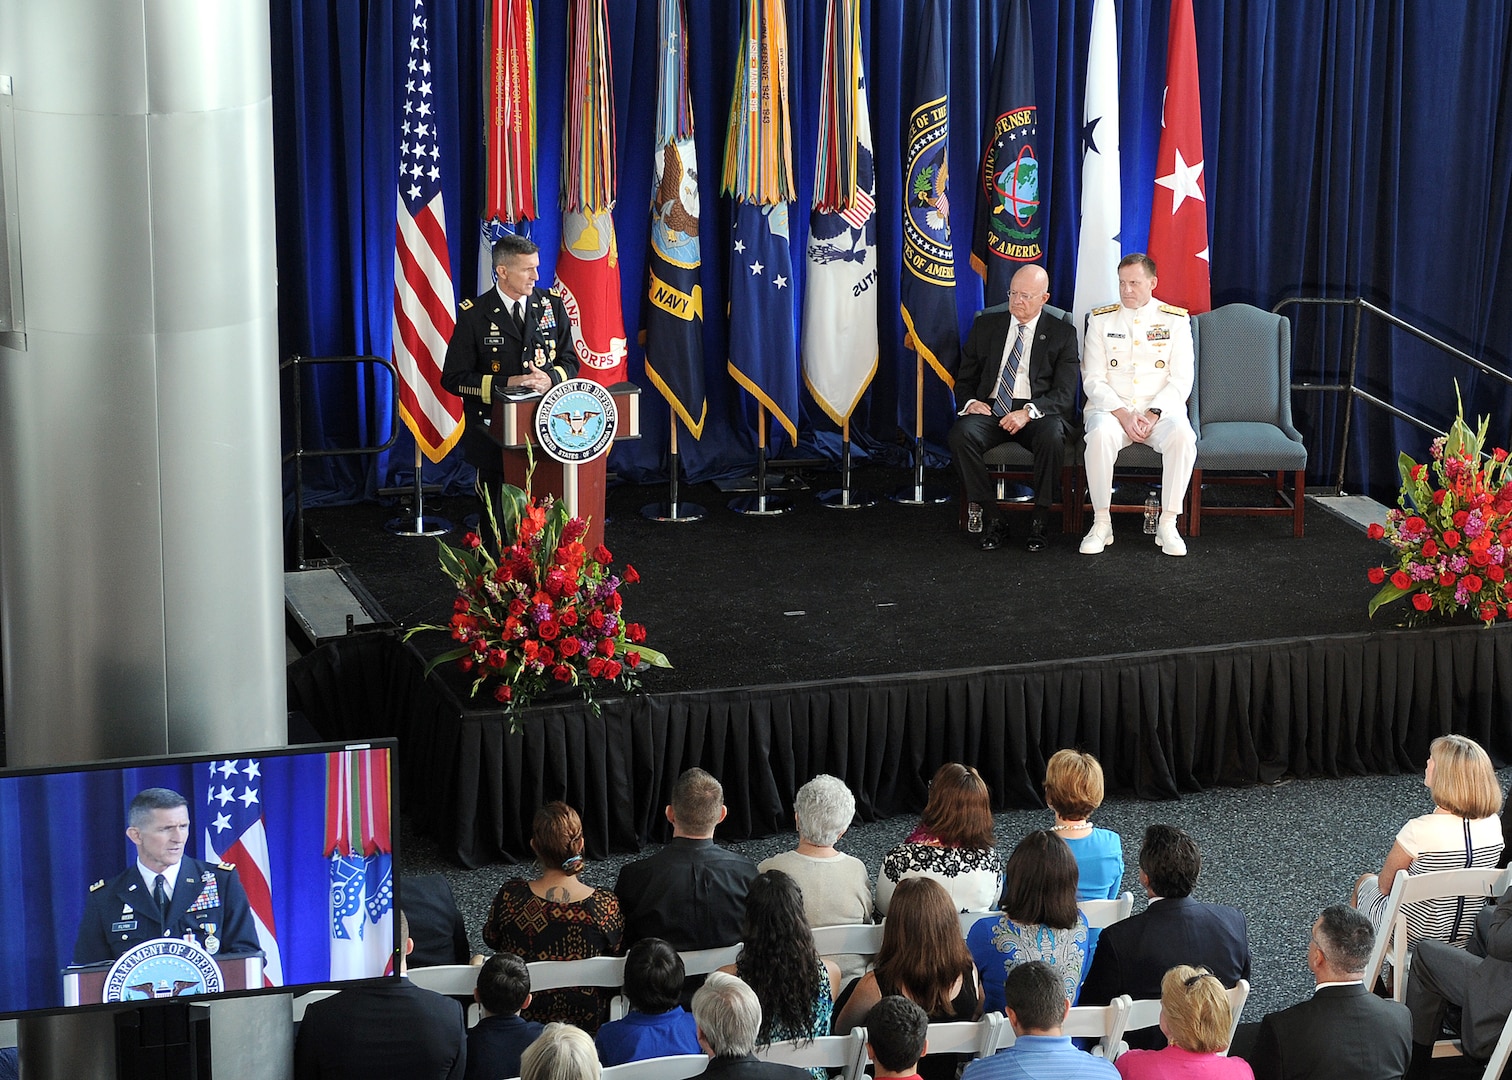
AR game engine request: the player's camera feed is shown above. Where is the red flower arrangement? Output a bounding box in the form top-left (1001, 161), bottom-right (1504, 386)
top-left (405, 474), bottom-right (669, 723)
top-left (1367, 394), bottom-right (1512, 625)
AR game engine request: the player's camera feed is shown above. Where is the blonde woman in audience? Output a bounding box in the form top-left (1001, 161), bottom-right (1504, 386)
top-left (758, 774), bottom-right (874, 983)
top-left (1045, 749), bottom-right (1125, 901)
top-left (1352, 734), bottom-right (1503, 953)
top-left (877, 762), bottom-right (1001, 915)
top-left (1114, 966), bottom-right (1252, 1080)
top-left (521, 1023), bottom-right (601, 1080)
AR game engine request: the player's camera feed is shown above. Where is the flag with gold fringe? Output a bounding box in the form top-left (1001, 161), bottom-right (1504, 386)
top-left (643, 0), bottom-right (707, 439)
top-left (552, 0), bottom-right (628, 385)
top-left (801, 0), bottom-right (878, 426)
top-left (723, 0), bottom-right (800, 447)
top-left (479, 0), bottom-right (537, 295)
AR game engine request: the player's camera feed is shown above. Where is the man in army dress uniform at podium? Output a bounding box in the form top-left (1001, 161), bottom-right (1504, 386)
top-left (73, 787), bottom-right (260, 964)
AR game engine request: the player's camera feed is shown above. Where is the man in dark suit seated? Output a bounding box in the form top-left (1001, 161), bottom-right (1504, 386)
top-left (946, 263), bottom-right (1080, 552)
top-left (1404, 884), bottom-right (1512, 1075)
top-left (295, 910), bottom-right (466, 1080)
top-left (1240, 904), bottom-right (1410, 1080)
top-left (693, 972), bottom-right (809, 1079)
top-left (1078, 824), bottom-right (1251, 1049)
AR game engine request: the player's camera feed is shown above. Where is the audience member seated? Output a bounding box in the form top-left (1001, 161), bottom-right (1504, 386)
top-left (595, 937), bottom-right (703, 1067)
top-left (1114, 965), bottom-right (1253, 1080)
top-left (693, 971), bottom-right (811, 1079)
top-left (1240, 905), bottom-right (1409, 1080)
top-left (466, 952), bottom-right (544, 1080)
top-left (836, 877), bottom-right (981, 1080)
top-left (521, 1023), bottom-right (601, 1080)
top-left (878, 762), bottom-right (1001, 915)
top-left (721, 870), bottom-right (840, 1078)
top-left (295, 910), bottom-right (467, 1080)
top-left (968, 829), bottom-right (1092, 1014)
top-left (864, 996), bottom-right (932, 1080)
top-left (615, 768), bottom-right (759, 955)
top-left (1406, 883), bottom-right (1512, 1076)
top-left (1352, 734), bottom-right (1503, 962)
top-left (758, 774), bottom-right (874, 982)
top-left (405, 872), bottom-right (473, 967)
top-left (482, 801), bottom-right (625, 1032)
top-left (1044, 750), bottom-right (1125, 902)
top-left (1079, 824), bottom-right (1251, 1050)
top-left (961, 961), bottom-right (1118, 1080)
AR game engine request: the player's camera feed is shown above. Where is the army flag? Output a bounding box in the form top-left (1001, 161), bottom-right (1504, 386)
top-left (801, 0), bottom-right (878, 426)
top-left (1071, 0), bottom-right (1122, 339)
top-left (723, 0), bottom-right (800, 446)
top-left (1146, 0), bottom-right (1211, 313)
top-left (971, 0), bottom-right (1041, 305)
top-left (644, 0), bottom-right (707, 439)
top-left (552, 0), bottom-right (628, 384)
top-left (479, 0), bottom-right (537, 295)
top-left (325, 748), bottom-right (393, 980)
top-left (900, 0), bottom-right (959, 386)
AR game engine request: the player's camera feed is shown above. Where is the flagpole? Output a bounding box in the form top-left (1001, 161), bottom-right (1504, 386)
top-left (385, 443), bottom-right (452, 537)
top-left (641, 413), bottom-right (707, 522)
top-left (730, 404), bottom-right (793, 515)
top-left (819, 417), bottom-right (877, 510)
top-left (891, 353), bottom-right (949, 505)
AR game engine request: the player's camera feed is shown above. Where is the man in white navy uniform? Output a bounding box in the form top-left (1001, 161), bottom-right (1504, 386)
top-left (1079, 252), bottom-right (1197, 557)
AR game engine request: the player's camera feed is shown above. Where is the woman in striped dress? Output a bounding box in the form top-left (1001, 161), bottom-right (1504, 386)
top-left (1352, 734), bottom-right (1504, 953)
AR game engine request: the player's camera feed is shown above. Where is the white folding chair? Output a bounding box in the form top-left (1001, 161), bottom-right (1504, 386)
top-left (1062, 997), bottom-right (1133, 1059)
top-left (809, 923), bottom-right (884, 958)
top-left (1118, 980), bottom-right (1249, 1058)
top-left (757, 1029), bottom-right (868, 1080)
top-left (601, 1054), bottom-right (709, 1080)
top-left (679, 943), bottom-right (743, 977)
top-left (1361, 866), bottom-right (1505, 1002)
top-left (1079, 892), bottom-right (1135, 930)
top-left (919, 1013), bottom-right (1005, 1059)
top-left (407, 963), bottom-right (484, 997)
top-left (959, 911), bottom-right (998, 938)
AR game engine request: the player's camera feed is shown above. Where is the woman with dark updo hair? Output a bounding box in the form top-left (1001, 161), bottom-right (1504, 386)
top-left (483, 801), bottom-right (624, 1032)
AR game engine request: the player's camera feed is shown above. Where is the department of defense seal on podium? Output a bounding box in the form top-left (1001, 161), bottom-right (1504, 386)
top-left (535, 378), bottom-right (619, 464)
top-left (102, 937), bottom-right (224, 1002)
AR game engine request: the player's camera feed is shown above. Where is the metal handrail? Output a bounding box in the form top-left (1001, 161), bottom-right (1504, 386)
top-left (280, 354), bottom-right (400, 570)
top-left (1272, 296), bottom-right (1512, 494)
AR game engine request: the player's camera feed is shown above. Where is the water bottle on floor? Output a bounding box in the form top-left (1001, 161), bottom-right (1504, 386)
top-left (1143, 491), bottom-right (1160, 534)
top-left (967, 503), bottom-right (983, 533)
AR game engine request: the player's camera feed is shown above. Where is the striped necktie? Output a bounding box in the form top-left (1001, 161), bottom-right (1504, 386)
top-left (992, 323), bottom-right (1029, 417)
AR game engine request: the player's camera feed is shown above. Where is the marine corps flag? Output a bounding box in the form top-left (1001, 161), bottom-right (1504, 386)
top-left (1146, 0), bottom-right (1211, 313)
top-left (644, 0), bottom-right (707, 439)
top-left (801, 0), bottom-right (878, 426)
top-left (900, 0), bottom-right (959, 386)
top-left (723, 0), bottom-right (799, 446)
top-left (552, 0), bottom-right (629, 385)
top-left (478, 0), bottom-right (537, 295)
top-left (971, 0), bottom-right (1041, 305)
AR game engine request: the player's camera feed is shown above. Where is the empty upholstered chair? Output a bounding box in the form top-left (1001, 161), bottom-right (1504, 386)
top-left (1188, 304), bottom-right (1307, 536)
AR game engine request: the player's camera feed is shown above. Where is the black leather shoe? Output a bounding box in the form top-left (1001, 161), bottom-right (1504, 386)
top-left (1026, 514), bottom-right (1049, 553)
top-left (979, 519), bottom-right (1009, 551)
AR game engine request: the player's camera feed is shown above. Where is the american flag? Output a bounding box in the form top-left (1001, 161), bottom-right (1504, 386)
top-left (392, 0), bottom-right (465, 463)
top-left (200, 758), bottom-right (283, 986)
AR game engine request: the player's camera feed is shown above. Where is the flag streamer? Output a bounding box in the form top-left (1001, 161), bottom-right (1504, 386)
top-left (485, 0), bottom-right (537, 222)
top-left (721, 0), bottom-right (795, 205)
top-left (561, 0), bottom-right (616, 214)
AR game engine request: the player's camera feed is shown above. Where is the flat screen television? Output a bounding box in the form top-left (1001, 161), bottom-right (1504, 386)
top-left (0, 739), bottom-right (401, 1019)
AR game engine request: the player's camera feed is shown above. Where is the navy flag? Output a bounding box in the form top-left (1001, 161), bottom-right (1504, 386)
top-left (900, 0), bottom-right (959, 386)
top-left (971, 0), bottom-right (1041, 305)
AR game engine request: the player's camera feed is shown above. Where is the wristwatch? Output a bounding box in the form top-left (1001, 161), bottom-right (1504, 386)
top-left (1025, 402), bottom-right (1043, 420)
top-left (1147, 407), bottom-right (1162, 418)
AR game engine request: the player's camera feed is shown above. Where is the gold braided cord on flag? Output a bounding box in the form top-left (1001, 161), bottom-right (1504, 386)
top-left (654, 0), bottom-right (694, 147)
top-left (812, 0), bottom-right (859, 213)
top-left (562, 0), bottom-right (616, 213)
top-left (721, 0), bottom-right (794, 205)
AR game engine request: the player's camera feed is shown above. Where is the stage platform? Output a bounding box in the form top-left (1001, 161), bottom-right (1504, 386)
top-left (287, 467), bottom-right (1512, 868)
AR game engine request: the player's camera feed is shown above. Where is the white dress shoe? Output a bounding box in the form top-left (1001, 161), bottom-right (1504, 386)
top-left (1156, 521), bottom-right (1187, 556)
top-left (1080, 521), bottom-right (1114, 554)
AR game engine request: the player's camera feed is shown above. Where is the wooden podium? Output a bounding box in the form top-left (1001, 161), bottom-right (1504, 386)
top-left (63, 954), bottom-right (265, 1005)
top-left (489, 381), bottom-right (641, 552)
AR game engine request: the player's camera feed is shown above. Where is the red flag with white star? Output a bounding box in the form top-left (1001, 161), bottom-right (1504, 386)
top-left (1146, 0), bottom-right (1210, 313)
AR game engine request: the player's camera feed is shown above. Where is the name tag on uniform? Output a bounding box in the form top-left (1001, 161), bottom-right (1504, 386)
top-left (1146, 326), bottom-right (1170, 342)
top-left (484, 336), bottom-right (505, 346)
top-left (1105, 332), bottom-right (1126, 339)
top-left (112, 920), bottom-right (138, 932)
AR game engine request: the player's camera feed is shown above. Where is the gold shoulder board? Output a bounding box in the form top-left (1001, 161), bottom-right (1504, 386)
top-left (1091, 303), bottom-right (1120, 316)
top-left (459, 298), bottom-right (474, 311)
top-left (1159, 303), bottom-right (1189, 316)
top-left (90, 879), bottom-right (105, 892)
top-left (218, 861), bottom-right (236, 872)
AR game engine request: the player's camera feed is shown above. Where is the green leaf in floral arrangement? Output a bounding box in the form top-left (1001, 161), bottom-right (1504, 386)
top-left (1367, 581), bottom-right (1410, 618)
top-left (1397, 452), bottom-right (1425, 511)
top-left (435, 540), bottom-right (476, 589)
top-left (626, 644), bottom-right (673, 669)
top-left (420, 645), bottom-right (474, 678)
top-left (496, 483), bottom-right (528, 546)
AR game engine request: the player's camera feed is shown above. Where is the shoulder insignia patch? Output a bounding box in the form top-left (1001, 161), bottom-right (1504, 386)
top-left (218, 861), bottom-right (236, 872)
top-left (1159, 303), bottom-right (1188, 316)
top-left (90, 879), bottom-right (105, 892)
top-left (459, 298), bottom-right (474, 311)
top-left (1091, 303), bottom-right (1120, 316)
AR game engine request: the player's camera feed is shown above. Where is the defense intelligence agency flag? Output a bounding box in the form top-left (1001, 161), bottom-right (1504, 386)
top-left (900, 0), bottom-right (959, 386)
top-left (971, 0), bottom-right (1041, 305)
top-left (644, 0), bottom-right (707, 439)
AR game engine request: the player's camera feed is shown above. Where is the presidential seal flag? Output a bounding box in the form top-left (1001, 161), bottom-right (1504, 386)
top-left (198, 759), bottom-right (282, 986)
top-left (1071, 0), bottom-right (1122, 341)
top-left (1147, 0), bottom-right (1211, 313)
top-left (723, 0), bottom-right (799, 446)
top-left (643, 0), bottom-right (707, 439)
top-left (801, 0), bottom-right (877, 426)
top-left (325, 748), bottom-right (394, 980)
top-left (479, 0), bottom-right (538, 294)
top-left (971, 0), bottom-right (1041, 304)
top-left (900, 0), bottom-right (959, 386)
top-left (552, 0), bottom-right (629, 385)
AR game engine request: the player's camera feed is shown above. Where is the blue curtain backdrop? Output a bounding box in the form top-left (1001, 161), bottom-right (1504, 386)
top-left (272, 0), bottom-right (1512, 521)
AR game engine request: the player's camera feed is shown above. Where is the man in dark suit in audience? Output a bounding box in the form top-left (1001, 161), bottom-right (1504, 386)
top-left (1403, 884), bottom-right (1512, 1075)
top-left (295, 910), bottom-right (466, 1080)
top-left (1243, 904), bottom-right (1410, 1080)
top-left (693, 972), bottom-right (810, 1079)
top-left (403, 873), bottom-right (471, 968)
top-left (947, 263), bottom-right (1080, 552)
top-left (615, 768), bottom-right (758, 952)
top-left (1078, 824), bottom-right (1251, 1049)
